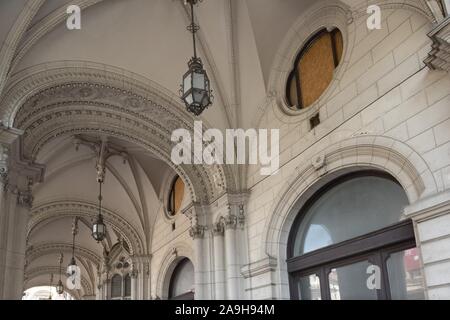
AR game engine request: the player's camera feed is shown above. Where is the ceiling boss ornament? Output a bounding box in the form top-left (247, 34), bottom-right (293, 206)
top-left (180, 0), bottom-right (213, 116)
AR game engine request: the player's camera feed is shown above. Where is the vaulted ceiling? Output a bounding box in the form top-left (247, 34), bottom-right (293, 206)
top-left (0, 0), bottom-right (341, 298)
top-left (1, 0), bottom-right (322, 129)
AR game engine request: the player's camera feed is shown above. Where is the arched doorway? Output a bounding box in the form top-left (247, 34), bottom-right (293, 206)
top-left (287, 171), bottom-right (426, 300)
top-left (168, 258), bottom-right (195, 300)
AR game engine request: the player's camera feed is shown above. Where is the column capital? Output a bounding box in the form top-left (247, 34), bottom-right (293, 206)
top-left (225, 191), bottom-right (249, 228)
top-left (224, 214), bottom-right (237, 230)
top-left (0, 126), bottom-right (21, 187)
top-left (189, 224), bottom-right (206, 239)
top-left (212, 221), bottom-right (224, 236)
top-left (17, 187), bottom-right (33, 209)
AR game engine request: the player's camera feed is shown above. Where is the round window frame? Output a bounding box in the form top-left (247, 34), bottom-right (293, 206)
top-left (163, 174), bottom-right (185, 220)
top-left (285, 27), bottom-right (344, 111)
top-left (267, 2), bottom-right (352, 121)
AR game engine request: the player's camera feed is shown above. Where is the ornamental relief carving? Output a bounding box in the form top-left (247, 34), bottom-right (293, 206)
top-left (0, 63), bottom-right (236, 205)
top-left (10, 90), bottom-right (231, 204)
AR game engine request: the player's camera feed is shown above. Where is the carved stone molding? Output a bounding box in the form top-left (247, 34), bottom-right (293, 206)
top-left (189, 225), bottom-right (206, 239)
top-left (224, 214), bottom-right (237, 230)
top-left (0, 62), bottom-right (236, 204)
top-left (17, 189), bottom-right (33, 209)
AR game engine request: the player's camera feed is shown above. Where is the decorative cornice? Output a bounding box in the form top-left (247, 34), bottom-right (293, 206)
top-left (404, 189), bottom-right (450, 221)
top-left (424, 16), bottom-right (450, 71)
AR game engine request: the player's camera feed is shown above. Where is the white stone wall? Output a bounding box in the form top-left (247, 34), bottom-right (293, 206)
top-left (243, 6), bottom-right (450, 300)
top-left (149, 187), bottom-right (194, 299)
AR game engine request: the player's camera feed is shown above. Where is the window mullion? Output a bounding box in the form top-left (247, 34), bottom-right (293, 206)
top-left (320, 267), bottom-right (331, 300)
top-left (380, 251), bottom-right (392, 300)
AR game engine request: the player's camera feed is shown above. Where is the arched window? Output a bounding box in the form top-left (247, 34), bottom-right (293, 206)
top-left (169, 258), bottom-right (194, 300)
top-left (111, 274), bottom-right (122, 299)
top-left (168, 175), bottom-right (184, 215)
top-left (286, 28), bottom-right (343, 110)
top-left (287, 172), bottom-right (425, 300)
top-left (110, 273), bottom-right (132, 300)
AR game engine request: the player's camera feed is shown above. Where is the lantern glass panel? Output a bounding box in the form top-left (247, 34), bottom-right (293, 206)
top-left (185, 93), bottom-right (194, 105)
top-left (183, 73), bottom-right (192, 94)
top-left (202, 94), bottom-right (209, 107)
top-left (194, 90), bottom-right (203, 105)
top-left (193, 71), bottom-right (205, 90)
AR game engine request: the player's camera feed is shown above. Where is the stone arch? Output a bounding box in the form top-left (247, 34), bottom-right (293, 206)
top-left (155, 243), bottom-right (194, 300)
top-left (28, 199), bottom-right (145, 255)
top-left (26, 242), bottom-right (102, 267)
top-left (0, 61), bottom-right (236, 204)
top-left (261, 135), bottom-right (436, 299)
top-left (24, 266), bottom-right (93, 297)
top-left (24, 282), bottom-right (80, 300)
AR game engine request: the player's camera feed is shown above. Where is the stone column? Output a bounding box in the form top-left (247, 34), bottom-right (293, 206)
top-left (130, 269), bottom-right (138, 300)
top-left (104, 278), bottom-right (111, 300)
top-left (404, 190), bottom-right (450, 299)
top-left (2, 188), bottom-right (33, 299)
top-left (224, 214), bottom-right (238, 300)
top-left (189, 224), bottom-right (206, 300)
top-left (0, 148), bottom-right (8, 299)
top-left (0, 127), bottom-right (43, 299)
top-left (131, 255), bottom-right (151, 300)
top-left (212, 221), bottom-right (225, 299)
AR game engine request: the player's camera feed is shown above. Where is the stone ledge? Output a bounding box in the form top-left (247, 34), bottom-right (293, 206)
top-left (241, 256), bottom-right (277, 279)
top-left (404, 189), bottom-right (450, 221)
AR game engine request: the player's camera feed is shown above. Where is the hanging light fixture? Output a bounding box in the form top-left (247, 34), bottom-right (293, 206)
top-left (67, 217), bottom-right (78, 279)
top-left (56, 253), bottom-right (64, 295)
top-left (92, 160), bottom-right (107, 242)
top-left (180, 0), bottom-right (213, 116)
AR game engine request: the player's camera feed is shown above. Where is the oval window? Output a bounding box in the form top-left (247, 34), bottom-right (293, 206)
top-left (168, 175), bottom-right (184, 216)
top-left (286, 28), bottom-right (343, 110)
